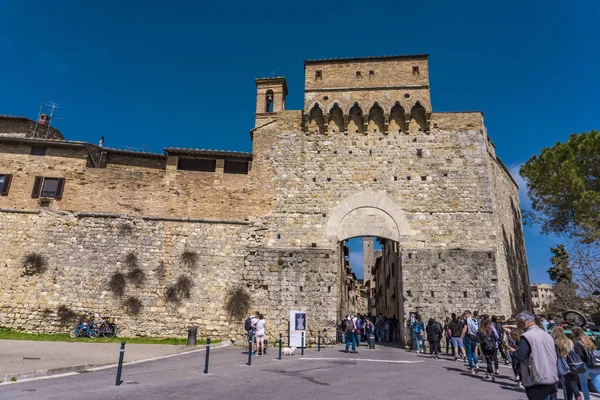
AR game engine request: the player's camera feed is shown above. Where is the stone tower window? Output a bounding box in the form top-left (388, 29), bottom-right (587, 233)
top-left (315, 70), bottom-right (322, 80)
top-left (0, 174), bottom-right (12, 196)
top-left (412, 66), bottom-right (420, 75)
top-left (265, 90), bottom-right (274, 113)
top-left (369, 70), bottom-right (374, 78)
top-left (355, 71), bottom-right (362, 78)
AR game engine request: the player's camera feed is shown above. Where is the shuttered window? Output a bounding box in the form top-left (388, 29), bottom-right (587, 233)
top-left (0, 174), bottom-right (12, 196)
top-left (223, 160), bottom-right (249, 174)
top-left (31, 177), bottom-right (65, 199)
top-left (177, 158), bottom-right (216, 172)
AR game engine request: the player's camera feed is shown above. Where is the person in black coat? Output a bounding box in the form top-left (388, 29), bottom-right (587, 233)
top-left (426, 318), bottom-right (442, 359)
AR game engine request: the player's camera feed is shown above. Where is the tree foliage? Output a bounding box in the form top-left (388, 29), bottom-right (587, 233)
top-left (548, 244), bottom-right (572, 283)
top-left (520, 130), bottom-right (600, 243)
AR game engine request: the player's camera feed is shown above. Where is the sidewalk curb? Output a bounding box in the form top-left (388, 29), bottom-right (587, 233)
top-left (0, 340), bottom-right (231, 385)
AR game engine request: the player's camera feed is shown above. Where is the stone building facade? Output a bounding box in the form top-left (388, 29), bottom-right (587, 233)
top-left (0, 54), bottom-right (530, 343)
top-left (530, 283), bottom-right (554, 314)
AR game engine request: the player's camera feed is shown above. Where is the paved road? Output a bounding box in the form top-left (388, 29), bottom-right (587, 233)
top-left (0, 344), bottom-right (576, 400)
top-left (0, 340), bottom-right (194, 380)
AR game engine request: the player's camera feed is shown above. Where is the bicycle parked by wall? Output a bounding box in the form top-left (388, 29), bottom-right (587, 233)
top-left (95, 316), bottom-right (118, 338)
top-left (69, 316), bottom-right (99, 338)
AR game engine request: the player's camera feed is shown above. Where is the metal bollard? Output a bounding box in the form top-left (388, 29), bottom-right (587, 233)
top-left (318, 330), bottom-right (321, 352)
top-left (301, 331), bottom-right (305, 356)
top-left (278, 333), bottom-right (282, 360)
top-left (247, 339), bottom-right (252, 366)
top-left (203, 338), bottom-right (211, 374)
top-left (115, 342), bottom-right (125, 386)
top-left (187, 325), bottom-right (198, 346)
top-left (370, 334), bottom-right (376, 349)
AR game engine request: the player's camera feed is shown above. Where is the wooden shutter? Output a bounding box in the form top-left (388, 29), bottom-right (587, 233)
top-left (31, 176), bottom-right (43, 198)
top-left (55, 178), bottom-right (65, 200)
top-left (0, 174), bottom-right (12, 196)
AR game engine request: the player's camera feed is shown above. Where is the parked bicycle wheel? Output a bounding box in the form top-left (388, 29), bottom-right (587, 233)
top-left (69, 326), bottom-right (80, 338)
top-left (102, 323), bottom-right (117, 338)
top-left (87, 327), bottom-right (100, 338)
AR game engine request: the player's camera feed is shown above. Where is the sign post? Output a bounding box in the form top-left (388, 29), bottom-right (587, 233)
top-left (289, 310), bottom-right (306, 349)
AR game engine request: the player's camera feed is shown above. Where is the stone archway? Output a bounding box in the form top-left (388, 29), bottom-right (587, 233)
top-left (326, 191), bottom-right (412, 242)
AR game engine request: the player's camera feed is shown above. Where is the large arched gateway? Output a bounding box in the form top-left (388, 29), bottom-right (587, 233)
top-left (0, 55), bottom-right (529, 343)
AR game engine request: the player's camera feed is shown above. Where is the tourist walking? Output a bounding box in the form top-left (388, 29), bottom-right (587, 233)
top-left (344, 315), bottom-right (357, 353)
top-left (376, 313), bottom-right (384, 343)
top-left (426, 318), bottom-right (442, 359)
top-left (443, 317), bottom-right (453, 355)
top-left (365, 317), bottom-right (374, 348)
top-left (478, 318), bottom-right (498, 382)
top-left (572, 326), bottom-right (600, 400)
top-left (412, 315), bottom-right (425, 353)
top-left (384, 318), bottom-right (390, 342)
top-left (508, 311), bottom-right (558, 400)
top-left (448, 313), bottom-right (466, 362)
top-left (255, 313), bottom-right (267, 356)
top-left (507, 324), bottom-right (524, 388)
top-left (551, 326), bottom-right (583, 400)
top-left (462, 310), bottom-right (480, 374)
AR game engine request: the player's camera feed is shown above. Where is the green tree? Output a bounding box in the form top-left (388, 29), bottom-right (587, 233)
top-left (520, 130), bottom-right (600, 243)
top-left (547, 244), bottom-right (572, 283)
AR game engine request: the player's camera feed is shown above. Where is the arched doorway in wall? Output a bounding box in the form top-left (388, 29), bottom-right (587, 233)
top-left (327, 191), bottom-right (413, 346)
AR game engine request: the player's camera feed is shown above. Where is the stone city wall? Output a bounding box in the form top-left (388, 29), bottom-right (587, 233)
top-left (0, 210), bottom-right (256, 340)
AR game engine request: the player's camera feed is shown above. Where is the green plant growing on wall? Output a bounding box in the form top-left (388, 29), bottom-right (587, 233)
top-left (22, 252), bottom-right (48, 276)
top-left (165, 275), bottom-right (193, 304)
top-left (108, 271), bottom-right (127, 297)
top-left (57, 305), bottom-right (78, 326)
top-left (42, 308), bottom-right (52, 319)
top-left (156, 261), bottom-right (166, 280)
top-left (180, 250), bottom-right (198, 269)
top-left (277, 259), bottom-right (288, 269)
top-left (123, 296), bottom-right (143, 315)
top-left (124, 252), bottom-right (138, 269)
top-left (225, 287), bottom-right (252, 319)
top-left (117, 222), bottom-right (132, 236)
top-left (127, 267), bottom-right (146, 287)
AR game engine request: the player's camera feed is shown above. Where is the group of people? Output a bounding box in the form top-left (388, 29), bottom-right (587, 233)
top-left (337, 314), bottom-right (399, 353)
top-left (409, 310), bottom-right (600, 400)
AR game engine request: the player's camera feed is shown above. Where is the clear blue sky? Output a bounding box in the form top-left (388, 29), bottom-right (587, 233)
top-left (1, 1), bottom-right (598, 283)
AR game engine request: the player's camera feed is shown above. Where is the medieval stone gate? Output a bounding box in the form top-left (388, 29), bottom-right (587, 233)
top-left (0, 55), bottom-right (530, 343)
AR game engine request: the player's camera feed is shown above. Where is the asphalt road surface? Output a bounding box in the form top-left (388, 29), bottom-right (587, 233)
top-left (0, 344), bottom-right (568, 400)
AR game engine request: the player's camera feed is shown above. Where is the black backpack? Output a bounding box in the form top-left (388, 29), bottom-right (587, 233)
top-left (480, 331), bottom-right (497, 351)
top-left (244, 317), bottom-right (253, 332)
top-left (586, 348), bottom-right (600, 369)
top-left (567, 350), bottom-right (586, 374)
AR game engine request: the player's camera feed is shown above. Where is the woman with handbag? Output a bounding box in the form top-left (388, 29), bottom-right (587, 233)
top-left (573, 326), bottom-right (600, 400)
top-left (551, 326), bottom-right (583, 400)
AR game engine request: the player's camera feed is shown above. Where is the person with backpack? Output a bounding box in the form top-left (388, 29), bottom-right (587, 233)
top-left (244, 312), bottom-right (259, 355)
top-left (354, 316), bottom-right (362, 348)
top-left (344, 315), bottom-right (358, 353)
top-left (572, 326), bottom-right (600, 400)
top-left (508, 311), bottom-right (559, 400)
top-left (426, 318), bottom-right (442, 359)
top-left (551, 326), bottom-right (583, 400)
top-left (448, 313), bottom-right (466, 362)
top-left (477, 318), bottom-right (498, 381)
top-left (490, 316), bottom-right (502, 375)
top-left (412, 315), bottom-right (425, 353)
top-left (462, 310), bottom-right (480, 374)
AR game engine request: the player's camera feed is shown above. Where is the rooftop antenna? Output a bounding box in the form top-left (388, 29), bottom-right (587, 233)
top-left (33, 101), bottom-right (65, 138)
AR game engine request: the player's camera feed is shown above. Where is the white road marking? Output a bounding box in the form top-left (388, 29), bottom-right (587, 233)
top-left (0, 372), bottom-right (80, 385)
top-left (299, 357), bottom-right (424, 364)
